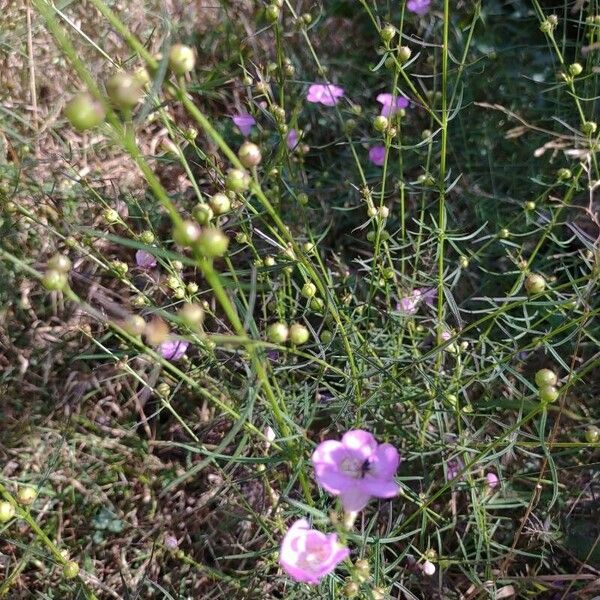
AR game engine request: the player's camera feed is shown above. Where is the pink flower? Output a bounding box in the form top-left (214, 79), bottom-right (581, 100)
top-left (486, 472), bottom-right (499, 489)
top-left (279, 519), bottom-right (349, 584)
top-left (158, 339), bottom-right (189, 361)
top-left (135, 249), bottom-right (157, 269)
top-left (306, 84), bottom-right (344, 106)
top-left (446, 457), bottom-right (464, 482)
top-left (231, 113), bottom-right (256, 136)
top-left (369, 145), bottom-right (386, 167)
top-left (376, 93), bottom-right (409, 118)
top-left (287, 128), bottom-right (299, 150)
top-left (312, 430), bottom-right (400, 512)
top-left (396, 288), bottom-right (436, 315)
top-left (407, 0), bottom-right (431, 15)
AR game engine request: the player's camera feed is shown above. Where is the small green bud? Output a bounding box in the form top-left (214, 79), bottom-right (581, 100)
top-left (111, 260), bottom-right (129, 276)
top-left (197, 227), bottom-right (229, 257)
top-left (64, 93), bottom-right (105, 131)
top-left (264, 255), bottom-right (276, 267)
top-left (139, 230), bottom-right (155, 245)
top-left (569, 62), bottom-right (583, 77)
top-left (63, 561), bottom-right (80, 579)
top-left (0, 502), bottom-right (15, 523)
top-left (169, 44), bottom-right (196, 75)
top-left (321, 329), bottom-right (333, 343)
top-left (186, 282), bottom-right (199, 294)
top-left (193, 203), bottom-right (213, 225)
top-left (173, 220), bottom-right (201, 247)
top-left (499, 228), bottom-right (510, 239)
top-left (42, 269), bottom-right (68, 291)
top-left (301, 282), bottom-right (317, 298)
top-left (539, 385), bottom-right (559, 403)
top-left (398, 46), bottom-right (412, 62)
top-left (524, 273), bottom-right (546, 295)
top-left (106, 72), bottom-right (143, 109)
top-left (103, 208), bottom-right (120, 224)
top-left (267, 322), bottom-right (289, 343)
top-left (459, 256), bottom-right (469, 269)
top-left (17, 486), bottom-right (37, 506)
top-left (47, 253), bottom-right (72, 272)
top-left (298, 193), bottom-right (309, 205)
top-left (557, 168), bottom-right (572, 180)
top-left (582, 121), bottom-right (597, 135)
top-left (133, 67), bottom-right (151, 88)
top-left (225, 168), bottom-right (250, 193)
top-left (535, 368), bottom-right (558, 387)
top-left (238, 141), bottom-right (262, 168)
top-left (209, 193), bottom-right (231, 216)
top-left (265, 4), bottom-right (280, 22)
top-left (374, 115), bottom-right (389, 133)
top-left (380, 25), bottom-right (396, 43)
top-left (123, 315), bottom-right (146, 336)
top-left (310, 297), bottom-right (324, 311)
top-left (289, 323), bottom-right (310, 345)
top-left (524, 201), bottom-right (536, 211)
top-left (585, 425), bottom-right (600, 444)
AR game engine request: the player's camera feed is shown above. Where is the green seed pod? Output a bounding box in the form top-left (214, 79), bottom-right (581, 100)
top-left (225, 168), bottom-right (250, 193)
top-left (133, 67), bottom-right (151, 88)
top-left (106, 72), bottom-right (143, 109)
top-left (264, 255), bottom-right (276, 267)
top-left (539, 385), bottom-right (559, 403)
top-left (297, 193), bottom-right (309, 206)
top-left (238, 141), bottom-right (262, 168)
top-left (17, 486), bottom-right (36, 506)
top-left (373, 115), bottom-right (389, 133)
top-left (197, 227), bottom-right (229, 257)
top-left (209, 193), bottom-right (231, 216)
top-left (265, 4), bottom-right (280, 22)
top-left (172, 220), bottom-right (201, 247)
top-left (178, 302), bottom-right (205, 329)
top-left (398, 46), bottom-right (412, 62)
top-left (524, 273), bottom-right (546, 295)
top-left (267, 322), bottom-right (289, 343)
top-left (380, 24), bottom-right (396, 43)
top-left (64, 93), bottom-right (105, 131)
top-left (124, 315), bottom-right (146, 336)
top-left (139, 230), bottom-right (155, 245)
top-left (169, 44), bottom-right (196, 75)
top-left (42, 269), bottom-right (68, 291)
top-left (301, 282), bottom-right (317, 298)
top-left (459, 256), bottom-right (469, 269)
top-left (63, 561), bottom-right (80, 579)
top-left (499, 228), bottom-right (510, 239)
top-left (289, 323), bottom-right (310, 345)
top-left (535, 368), bottom-right (558, 387)
top-left (47, 253), bottom-right (72, 273)
top-left (0, 502), bottom-right (15, 523)
top-left (310, 297), bottom-right (324, 311)
top-left (193, 203), bottom-right (213, 225)
top-left (585, 425), bottom-right (600, 444)
top-left (320, 329), bottom-right (333, 343)
top-left (557, 168), bottom-right (572, 180)
top-left (569, 62), bottom-right (583, 77)
top-left (582, 121), bottom-right (597, 135)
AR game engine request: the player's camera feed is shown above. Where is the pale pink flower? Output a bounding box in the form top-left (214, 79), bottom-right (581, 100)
top-left (407, 0), bottom-right (431, 15)
top-left (279, 519), bottom-right (349, 584)
top-left (369, 145), bottom-right (386, 167)
top-left (486, 472), bottom-right (499, 489)
top-left (306, 83), bottom-right (344, 106)
top-left (396, 288), bottom-right (436, 315)
top-left (135, 249), bottom-right (157, 269)
top-left (231, 113), bottom-right (256, 136)
top-left (376, 93), bottom-right (409, 117)
top-left (287, 128), bottom-right (299, 150)
top-left (312, 430), bottom-right (400, 512)
top-left (158, 339), bottom-right (189, 361)
top-left (422, 560), bottom-right (436, 575)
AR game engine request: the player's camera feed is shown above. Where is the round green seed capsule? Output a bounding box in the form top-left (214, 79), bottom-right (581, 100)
top-left (64, 93), bottom-right (105, 131)
top-left (197, 227), bottom-right (229, 257)
top-left (47, 253), bottom-right (72, 273)
top-left (17, 486), bottom-right (36, 506)
top-left (585, 425), bottom-right (600, 444)
top-left (106, 72), bottom-right (143, 109)
top-left (63, 561), bottom-right (80, 579)
top-left (238, 142), bottom-right (262, 168)
top-left (289, 323), bottom-right (309, 345)
top-left (169, 44), bottom-right (196, 75)
top-left (209, 193), bottom-right (231, 216)
top-left (301, 282), bottom-right (317, 298)
top-left (0, 502), bottom-right (15, 523)
top-left (535, 368), bottom-right (558, 388)
top-left (172, 220), bottom-right (201, 247)
top-left (524, 273), bottom-right (546, 295)
top-left (539, 385), bottom-right (559, 403)
top-left (225, 169), bottom-right (250, 193)
top-left (42, 269), bottom-right (68, 291)
top-left (267, 322), bottom-right (289, 344)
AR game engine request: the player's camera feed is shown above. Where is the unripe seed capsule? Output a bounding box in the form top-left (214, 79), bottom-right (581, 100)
top-left (42, 269), bottom-right (68, 291)
top-left (197, 227), bottom-right (229, 257)
top-left (374, 115), bottom-right (389, 133)
top-left (209, 193), bottom-right (231, 215)
top-left (585, 425), bottom-right (600, 444)
top-left (539, 385), bottom-right (559, 403)
top-left (63, 561), bottom-right (80, 579)
top-left (289, 323), bottom-right (310, 345)
top-left (301, 282), bottom-right (317, 298)
top-left (380, 25), bottom-right (396, 43)
top-left (0, 502), bottom-right (15, 523)
top-left (47, 253), bottom-right (72, 273)
top-left (178, 302), bottom-right (205, 328)
top-left (17, 486), bottom-right (36, 506)
top-left (535, 368), bottom-right (558, 387)
top-left (106, 72), bottom-right (143, 109)
top-left (238, 141), bottom-right (262, 168)
top-left (169, 44), bottom-right (196, 75)
top-left (173, 220), bottom-right (201, 247)
top-left (64, 93), bottom-right (105, 131)
top-left (267, 322), bottom-right (289, 343)
top-left (225, 168), bottom-right (250, 193)
top-left (398, 46), bottom-right (412, 62)
top-left (193, 203), bottom-right (213, 225)
top-left (524, 273), bottom-right (546, 295)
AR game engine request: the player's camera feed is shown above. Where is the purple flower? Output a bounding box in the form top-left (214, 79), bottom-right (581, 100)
top-left (158, 339), bottom-right (189, 361)
top-left (369, 145), bottom-right (386, 167)
top-left (407, 0), bottom-right (431, 15)
top-left (231, 112), bottom-right (256, 136)
top-left (312, 430), bottom-right (400, 512)
top-left (376, 93), bottom-right (409, 117)
top-left (306, 84), bottom-right (345, 106)
top-left (446, 457), bottom-right (464, 482)
top-left (287, 128), bottom-right (299, 150)
top-left (396, 288), bottom-right (436, 315)
top-left (486, 472), bottom-right (499, 489)
top-left (279, 519), bottom-right (350, 584)
top-left (135, 249), bottom-right (157, 269)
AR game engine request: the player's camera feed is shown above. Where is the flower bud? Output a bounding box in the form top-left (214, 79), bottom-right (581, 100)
top-left (289, 323), bottom-right (309, 345)
top-left (106, 72), bottom-right (143, 109)
top-left (64, 93), bottom-right (105, 131)
top-left (209, 193), bottom-right (231, 216)
top-left (225, 168), bottom-right (250, 193)
top-left (42, 269), bottom-right (68, 291)
top-left (111, 260), bottom-right (129, 277)
top-left (47, 253), bottom-right (72, 273)
top-left (459, 256), bottom-right (469, 269)
top-left (524, 273), bottom-right (546, 295)
top-left (193, 203), bottom-right (213, 225)
top-left (499, 228), bottom-right (510, 239)
top-left (173, 220), bottom-right (201, 247)
top-left (557, 167), bottom-right (572, 180)
top-left (380, 25), bottom-right (396, 43)
top-left (378, 206), bottom-right (389, 218)
top-left (197, 227), bottom-right (229, 257)
top-left (585, 425), bottom-right (600, 444)
top-left (0, 502), bottom-right (15, 523)
top-left (264, 255), bottom-right (276, 267)
top-left (354, 558), bottom-right (370, 581)
top-left (267, 322), bottom-right (289, 343)
top-left (301, 282), bottom-right (317, 298)
top-left (321, 329), bottom-right (333, 343)
top-left (422, 560), bottom-right (436, 576)
top-left (265, 4), bottom-right (280, 22)
top-left (569, 62), bottom-right (583, 77)
top-left (17, 486), bottom-right (36, 506)
top-left (103, 208), bottom-right (120, 224)
top-left (535, 368), bottom-right (558, 387)
top-left (133, 67), bottom-right (151, 88)
top-left (342, 581), bottom-right (359, 598)
top-left (373, 115), bottom-right (388, 133)
top-left (123, 315), bottom-right (146, 336)
top-left (63, 561), bottom-right (80, 579)
top-left (238, 141), bottom-right (262, 168)
top-left (582, 121), bottom-right (597, 135)
top-left (169, 44), bottom-right (196, 75)
top-left (179, 302), bottom-right (205, 329)
top-left (539, 385), bottom-right (559, 403)
top-left (398, 46), bottom-right (412, 62)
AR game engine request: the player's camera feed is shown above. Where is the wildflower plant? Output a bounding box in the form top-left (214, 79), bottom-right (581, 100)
top-left (0, 0), bottom-right (599, 598)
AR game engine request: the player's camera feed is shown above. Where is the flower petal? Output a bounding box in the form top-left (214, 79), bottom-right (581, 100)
top-left (361, 477), bottom-right (399, 499)
top-left (341, 430), bottom-right (378, 459)
top-left (370, 443), bottom-right (401, 479)
top-left (339, 487), bottom-right (371, 512)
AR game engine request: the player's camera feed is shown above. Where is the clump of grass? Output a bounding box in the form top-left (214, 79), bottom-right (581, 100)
top-left (0, 0), bottom-right (599, 598)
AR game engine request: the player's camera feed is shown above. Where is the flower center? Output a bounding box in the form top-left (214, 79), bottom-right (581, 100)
top-left (299, 545), bottom-right (330, 570)
top-left (340, 457), bottom-right (368, 479)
